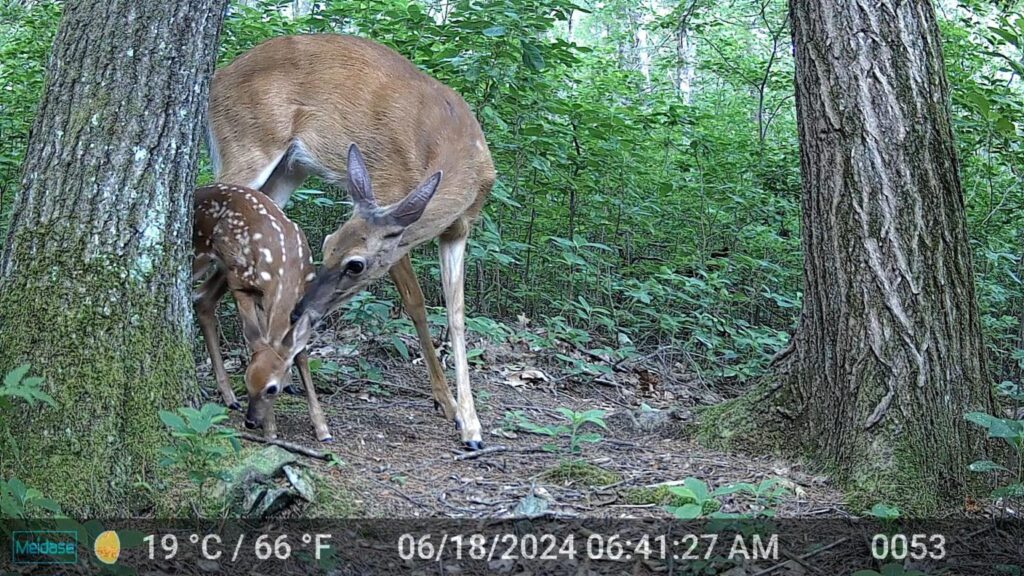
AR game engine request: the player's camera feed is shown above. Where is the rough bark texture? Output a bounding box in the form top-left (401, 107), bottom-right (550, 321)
top-left (0, 0), bottom-right (227, 515)
top-left (701, 0), bottom-right (992, 513)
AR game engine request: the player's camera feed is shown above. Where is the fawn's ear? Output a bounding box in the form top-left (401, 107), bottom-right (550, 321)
top-left (282, 310), bottom-right (314, 361)
top-left (346, 143), bottom-right (377, 215)
top-left (382, 170), bottom-right (442, 228)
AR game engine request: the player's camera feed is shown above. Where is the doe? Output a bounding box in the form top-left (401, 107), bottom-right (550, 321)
top-left (208, 34), bottom-right (496, 449)
top-left (192, 183), bottom-right (331, 441)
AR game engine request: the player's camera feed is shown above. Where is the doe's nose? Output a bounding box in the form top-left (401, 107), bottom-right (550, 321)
top-left (244, 419), bottom-right (259, 430)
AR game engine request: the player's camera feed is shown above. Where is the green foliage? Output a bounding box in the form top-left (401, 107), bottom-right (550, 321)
top-left (0, 477), bottom-right (62, 519)
top-left (0, 365), bottom-right (61, 519)
top-left (0, 363), bottom-right (54, 409)
top-left (865, 502), bottom-right (902, 522)
top-left (965, 405), bottom-right (1024, 501)
top-left (665, 477), bottom-right (789, 519)
top-left (509, 407), bottom-right (607, 453)
top-left (158, 405), bottom-right (241, 489)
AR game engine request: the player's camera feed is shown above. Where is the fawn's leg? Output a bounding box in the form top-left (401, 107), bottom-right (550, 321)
top-left (194, 273), bottom-right (239, 410)
top-left (389, 255), bottom-right (458, 420)
top-left (295, 350), bottom-right (332, 442)
top-left (439, 232), bottom-right (483, 450)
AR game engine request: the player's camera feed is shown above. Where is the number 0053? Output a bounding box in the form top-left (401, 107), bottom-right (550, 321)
top-left (870, 534), bottom-right (946, 561)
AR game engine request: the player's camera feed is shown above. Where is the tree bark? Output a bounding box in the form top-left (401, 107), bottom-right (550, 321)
top-left (0, 0), bottom-right (227, 515)
top-left (703, 0), bottom-right (992, 513)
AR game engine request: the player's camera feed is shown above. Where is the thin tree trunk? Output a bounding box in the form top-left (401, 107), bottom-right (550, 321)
top-left (0, 0), bottom-right (227, 515)
top-left (705, 0), bottom-right (992, 513)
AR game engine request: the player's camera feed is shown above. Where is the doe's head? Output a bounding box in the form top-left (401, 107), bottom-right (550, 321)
top-left (242, 312), bottom-right (314, 430)
top-left (295, 143), bottom-right (441, 319)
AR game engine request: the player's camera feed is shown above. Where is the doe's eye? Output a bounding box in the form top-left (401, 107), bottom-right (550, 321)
top-left (265, 384), bottom-right (280, 397)
top-left (344, 258), bottom-right (366, 275)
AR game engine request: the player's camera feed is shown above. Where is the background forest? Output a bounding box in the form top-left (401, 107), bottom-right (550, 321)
top-left (5, 0), bottom-right (1023, 386)
top-left (1, 0), bottom-right (1024, 524)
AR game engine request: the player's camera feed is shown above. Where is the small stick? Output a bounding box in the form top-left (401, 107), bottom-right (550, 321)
top-left (751, 538), bottom-right (849, 576)
top-left (454, 445), bottom-right (508, 461)
top-left (239, 431), bottom-right (331, 461)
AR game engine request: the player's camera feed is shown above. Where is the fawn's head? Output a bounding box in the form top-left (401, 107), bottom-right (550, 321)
top-left (295, 143), bottom-right (441, 319)
top-left (242, 313), bottom-right (314, 429)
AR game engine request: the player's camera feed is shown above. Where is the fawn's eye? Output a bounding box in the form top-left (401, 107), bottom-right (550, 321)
top-left (344, 258), bottom-right (366, 275)
top-left (265, 384), bottom-right (279, 396)
top-left (383, 231), bottom-right (403, 240)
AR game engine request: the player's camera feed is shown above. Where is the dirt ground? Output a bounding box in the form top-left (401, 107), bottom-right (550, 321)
top-left (201, 320), bottom-right (847, 520)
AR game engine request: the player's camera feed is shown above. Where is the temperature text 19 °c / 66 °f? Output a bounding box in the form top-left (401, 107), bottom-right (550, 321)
top-left (142, 533), bottom-right (333, 562)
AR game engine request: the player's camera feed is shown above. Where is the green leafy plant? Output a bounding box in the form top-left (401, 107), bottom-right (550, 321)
top-left (665, 477), bottom-right (791, 519)
top-left (158, 404), bottom-right (241, 501)
top-left (513, 407), bottom-right (607, 453)
top-left (865, 502), bottom-right (902, 521)
top-left (0, 363), bottom-right (54, 409)
top-left (0, 365), bottom-right (61, 519)
top-left (964, 409), bottom-right (1024, 500)
top-left (0, 477), bottom-right (62, 518)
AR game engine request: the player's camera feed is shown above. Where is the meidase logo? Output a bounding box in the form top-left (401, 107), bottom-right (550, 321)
top-left (10, 530), bottom-right (78, 564)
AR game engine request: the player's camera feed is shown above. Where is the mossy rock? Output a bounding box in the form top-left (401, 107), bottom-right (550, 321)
top-left (622, 485), bottom-right (692, 507)
top-left (540, 460), bottom-right (620, 486)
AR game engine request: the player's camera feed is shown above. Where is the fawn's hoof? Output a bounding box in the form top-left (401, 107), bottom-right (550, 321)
top-left (454, 418), bottom-right (462, 431)
top-left (463, 440), bottom-right (485, 451)
top-left (320, 436), bottom-right (334, 443)
top-left (284, 385), bottom-right (301, 395)
top-left (229, 401), bottom-right (242, 411)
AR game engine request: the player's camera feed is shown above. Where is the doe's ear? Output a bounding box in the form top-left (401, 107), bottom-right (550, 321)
top-left (383, 171), bottom-right (442, 228)
top-left (346, 143), bottom-right (377, 214)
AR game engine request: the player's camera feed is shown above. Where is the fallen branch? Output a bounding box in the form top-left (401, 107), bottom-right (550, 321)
top-left (751, 537), bottom-right (849, 576)
top-left (238, 431), bottom-right (332, 461)
top-left (454, 445), bottom-right (508, 461)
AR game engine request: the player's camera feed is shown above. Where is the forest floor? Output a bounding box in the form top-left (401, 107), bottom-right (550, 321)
top-left (201, 320), bottom-right (848, 520)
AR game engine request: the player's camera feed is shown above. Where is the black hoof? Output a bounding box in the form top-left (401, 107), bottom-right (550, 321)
top-left (284, 385), bottom-right (301, 395)
top-left (229, 402), bottom-right (242, 411)
top-left (320, 437), bottom-right (334, 444)
top-left (454, 418), bottom-right (462, 431)
top-left (463, 440), bottom-right (484, 451)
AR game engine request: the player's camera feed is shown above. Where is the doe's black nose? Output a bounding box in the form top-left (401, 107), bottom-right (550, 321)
top-left (244, 419), bottom-right (259, 430)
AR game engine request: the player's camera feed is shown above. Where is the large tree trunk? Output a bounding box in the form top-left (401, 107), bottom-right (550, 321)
top-left (0, 0), bottom-right (227, 515)
top-left (703, 0), bottom-right (992, 513)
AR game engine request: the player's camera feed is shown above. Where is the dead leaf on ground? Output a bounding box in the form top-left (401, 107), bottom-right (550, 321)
top-left (505, 369), bottom-right (550, 388)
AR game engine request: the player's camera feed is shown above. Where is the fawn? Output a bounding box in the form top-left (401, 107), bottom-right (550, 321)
top-left (193, 183), bottom-right (331, 441)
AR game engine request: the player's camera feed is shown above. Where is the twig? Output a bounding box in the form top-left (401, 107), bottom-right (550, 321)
top-left (751, 538), bottom-right (849, 576)
top-left (454, 445), bottom-right (508, 461)
top-left (238, 432), bottom-right (331, 461)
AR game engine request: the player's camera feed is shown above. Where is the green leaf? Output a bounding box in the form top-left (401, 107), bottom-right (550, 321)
top-left (668, 503), bottom-right (704, 519)
top-left (866, 502), bottom-right (901, 519)
top-left (482, 25), bottom-right (505, 37)
top-left (390, 335), bottom-right (410, 361)
top-left (969, 460), bottom-right (1008, 473)
top-left (992, 483), bottom-right (1024, 498)
top-left (521, 40), bottom-right (545, 71)
top-left (4, 364), bottom-right (30, 387)
top-left (158, 410), bottom-right (187, 432)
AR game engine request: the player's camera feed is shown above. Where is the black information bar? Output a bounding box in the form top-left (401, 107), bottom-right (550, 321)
top-left (2, 518), bottom-right (1022, 575)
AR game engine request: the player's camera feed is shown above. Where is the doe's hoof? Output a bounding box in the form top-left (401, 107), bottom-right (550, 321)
top-left (228, 401), bottom-right (242, 411)
top-left (463, 440), bottom-right (485, 451)
top-left (284, 385), bottom-right (301, 395)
